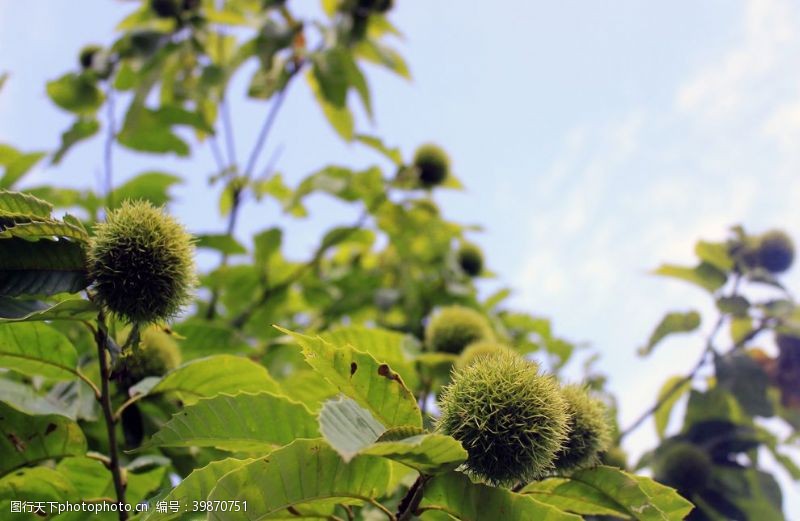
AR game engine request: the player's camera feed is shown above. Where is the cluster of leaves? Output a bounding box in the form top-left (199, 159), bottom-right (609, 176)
top-left (0, 185), bottom-right (692, 520)
top-left (631, 227), bottom-right (800, 519)
top-left (0, 0), bottom-right (790, 519)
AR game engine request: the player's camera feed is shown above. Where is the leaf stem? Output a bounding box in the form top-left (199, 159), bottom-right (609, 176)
top-left (93, 309), bottom-right (128, 520)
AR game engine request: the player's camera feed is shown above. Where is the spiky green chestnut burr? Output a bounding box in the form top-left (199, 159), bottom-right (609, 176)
top-left (89, 200), bottom-right (196, 324)
top-left (150, 0), bottom-right (180, 18)
top-left (456, 341), bottom-right (516, 370)
top-left (552, 385), bottom-right (612, 472)
top-left (438, 351), bottom-right (569, 485)
top-left (119, 326), bottom-right (181, 384)
top-left (457, 243), bottom-right (483, 277)
top-left (425, 306), bottom-right (492, 354)
top-left (413, 144), bottom-right (450, 188)
top-left (79, 45), bottom-right (102, 69)
top-left (653, 442), bottom-right (712, 494)
top-left (757, 230), bottom-right (794, 274)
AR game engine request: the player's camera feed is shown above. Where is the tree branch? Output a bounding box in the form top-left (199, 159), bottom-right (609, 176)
top-left (93, 310), bottom-right (128, 520)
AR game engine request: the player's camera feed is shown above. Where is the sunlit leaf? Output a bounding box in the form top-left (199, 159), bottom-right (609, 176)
top-left (420, 471), bottom-right (581, 521)
top-left (0, 401), bottom-right (87, 477)
top-left (141, 392), bottom-right (318, 451)
top-left (207, 439), bottom-right (392, 520)
top-left (278, 327), bottom-right (422, 428)
top-left (638, 310), bottom-right (701, 356)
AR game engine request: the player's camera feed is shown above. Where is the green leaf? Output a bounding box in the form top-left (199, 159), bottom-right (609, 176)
top-left (695, 241), bottom-right (733, 272)
top-left (521, 466), bottom-right (693, 521)
top-left (653, 262), bottom-right (727, 293)
top-left (320, 325), bottom-right (419, 389)
top-left (306, 69), bottom-right (354, 141)
top-left (110, 171), bottom-right (183, 207)
top-left (56, 456), bottom-right (166, 505)
top-left (119, 106), bottom-right (211, 156)
top-left (420, 471), bottom-right (581, 521)
top-left (196, 234), bottom-right (247, 255)
top-left (46, 73), bottom-right (104, 115)
top-left (0, 401), bottom-right (87, 477)
top-left (140, 458), bottom-right (254, 521)
top-left (0, 219), bottom-right (89, 243)
top-left (0, 378), bottom-right (76, 418)
top-left (716, 295), bottom-right (750, 317)
top-left (355, 134), bottom-right (403, 165)
top-left (131, 355), bottom-right (281, 405)
top-left (319, 395), bottom-right (385, 460)
top-left (0, 466), bottom-right (76, 503)
top-left (0, 237), bottom-right (88, 296)
top-left (716, 351), bottom-right (773, 417)
top-left (52, 117), bottom-right (100, 164)
top-left (0, 151), bottom-right (45, 189)
top-left (206, 439), bottom-right (392, 520)
top-left (355, 41), bottom-right (411, 79)
top-left (0, 190), bottom-right (53, 218)
top-left (141, 392), bottom-right (319, 451)
top-left (0, 298), bottom-right (96, 323)
top-left (0, 322), bottom-right (79, 380)
top-left (278, 327), bottom-right (422, 428)
top-left (361, 434), bottom-right (466, 474)
top-left (253, 227), bottom-right (282, 267)
top-left (654, 376), bottom-right (691, 439)
top-left (172, 321), bottom-right (250, 360)
top-left (638, 311), bottom-right (701, 356)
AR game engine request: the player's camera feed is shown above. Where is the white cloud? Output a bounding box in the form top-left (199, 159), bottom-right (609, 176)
top-left (514, 2), bottom-right (800, 513)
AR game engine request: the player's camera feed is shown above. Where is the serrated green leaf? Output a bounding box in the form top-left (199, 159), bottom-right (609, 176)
top-left (638, 311), bottom-right (701, 356)
top-left (140, 458), bottom-right (254, 521)
top-left (654, 376), bottom-right (691, 439)
top-left (141, 392), bottom-right (318, 451)
top-left (361, 434), bottom-right (466, 474)
top-left (0, 323), bottom-right (79, 380)
top-left (0, 219), bottom-right (89, 242)
top-left (207, 439), bottom-right (392, 520)
top-left (521, 466), bottom-right (694, 520)
top-left (0, 298), bottom-right (96, 323)
top-left (0, 466), bottom-right (76, 503)
top-left (278, 327), bottom-right (422, 428)
top-left (0, 237), bottom-right (87, 296)
top-left (0, 191), bottom-right (52, 218)
top-left (653, 262), bottom-right (727, 293)
top-left (0, 401), bottom-right (87, 477)
top-left (319, 396), bottom-right (385, 461)
top-left (320, 325), bottom-right (419, 389)
top-left (420, 471), bottom-right (581, 521)
top-left (0, 378), bottom-right (76, 418)
top-left (132, 355), bottom-right (281, 405)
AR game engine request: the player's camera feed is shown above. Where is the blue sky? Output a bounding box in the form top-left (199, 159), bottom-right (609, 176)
top-left (2, 0), bottom-right (799, 514)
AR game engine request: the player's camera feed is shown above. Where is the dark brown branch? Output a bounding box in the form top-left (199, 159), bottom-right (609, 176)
top-left (94, 310), bottom-right (128, 520)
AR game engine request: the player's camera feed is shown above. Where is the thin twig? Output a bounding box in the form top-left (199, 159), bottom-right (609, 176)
top-left (94, 310), bottom-right (128, 520)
